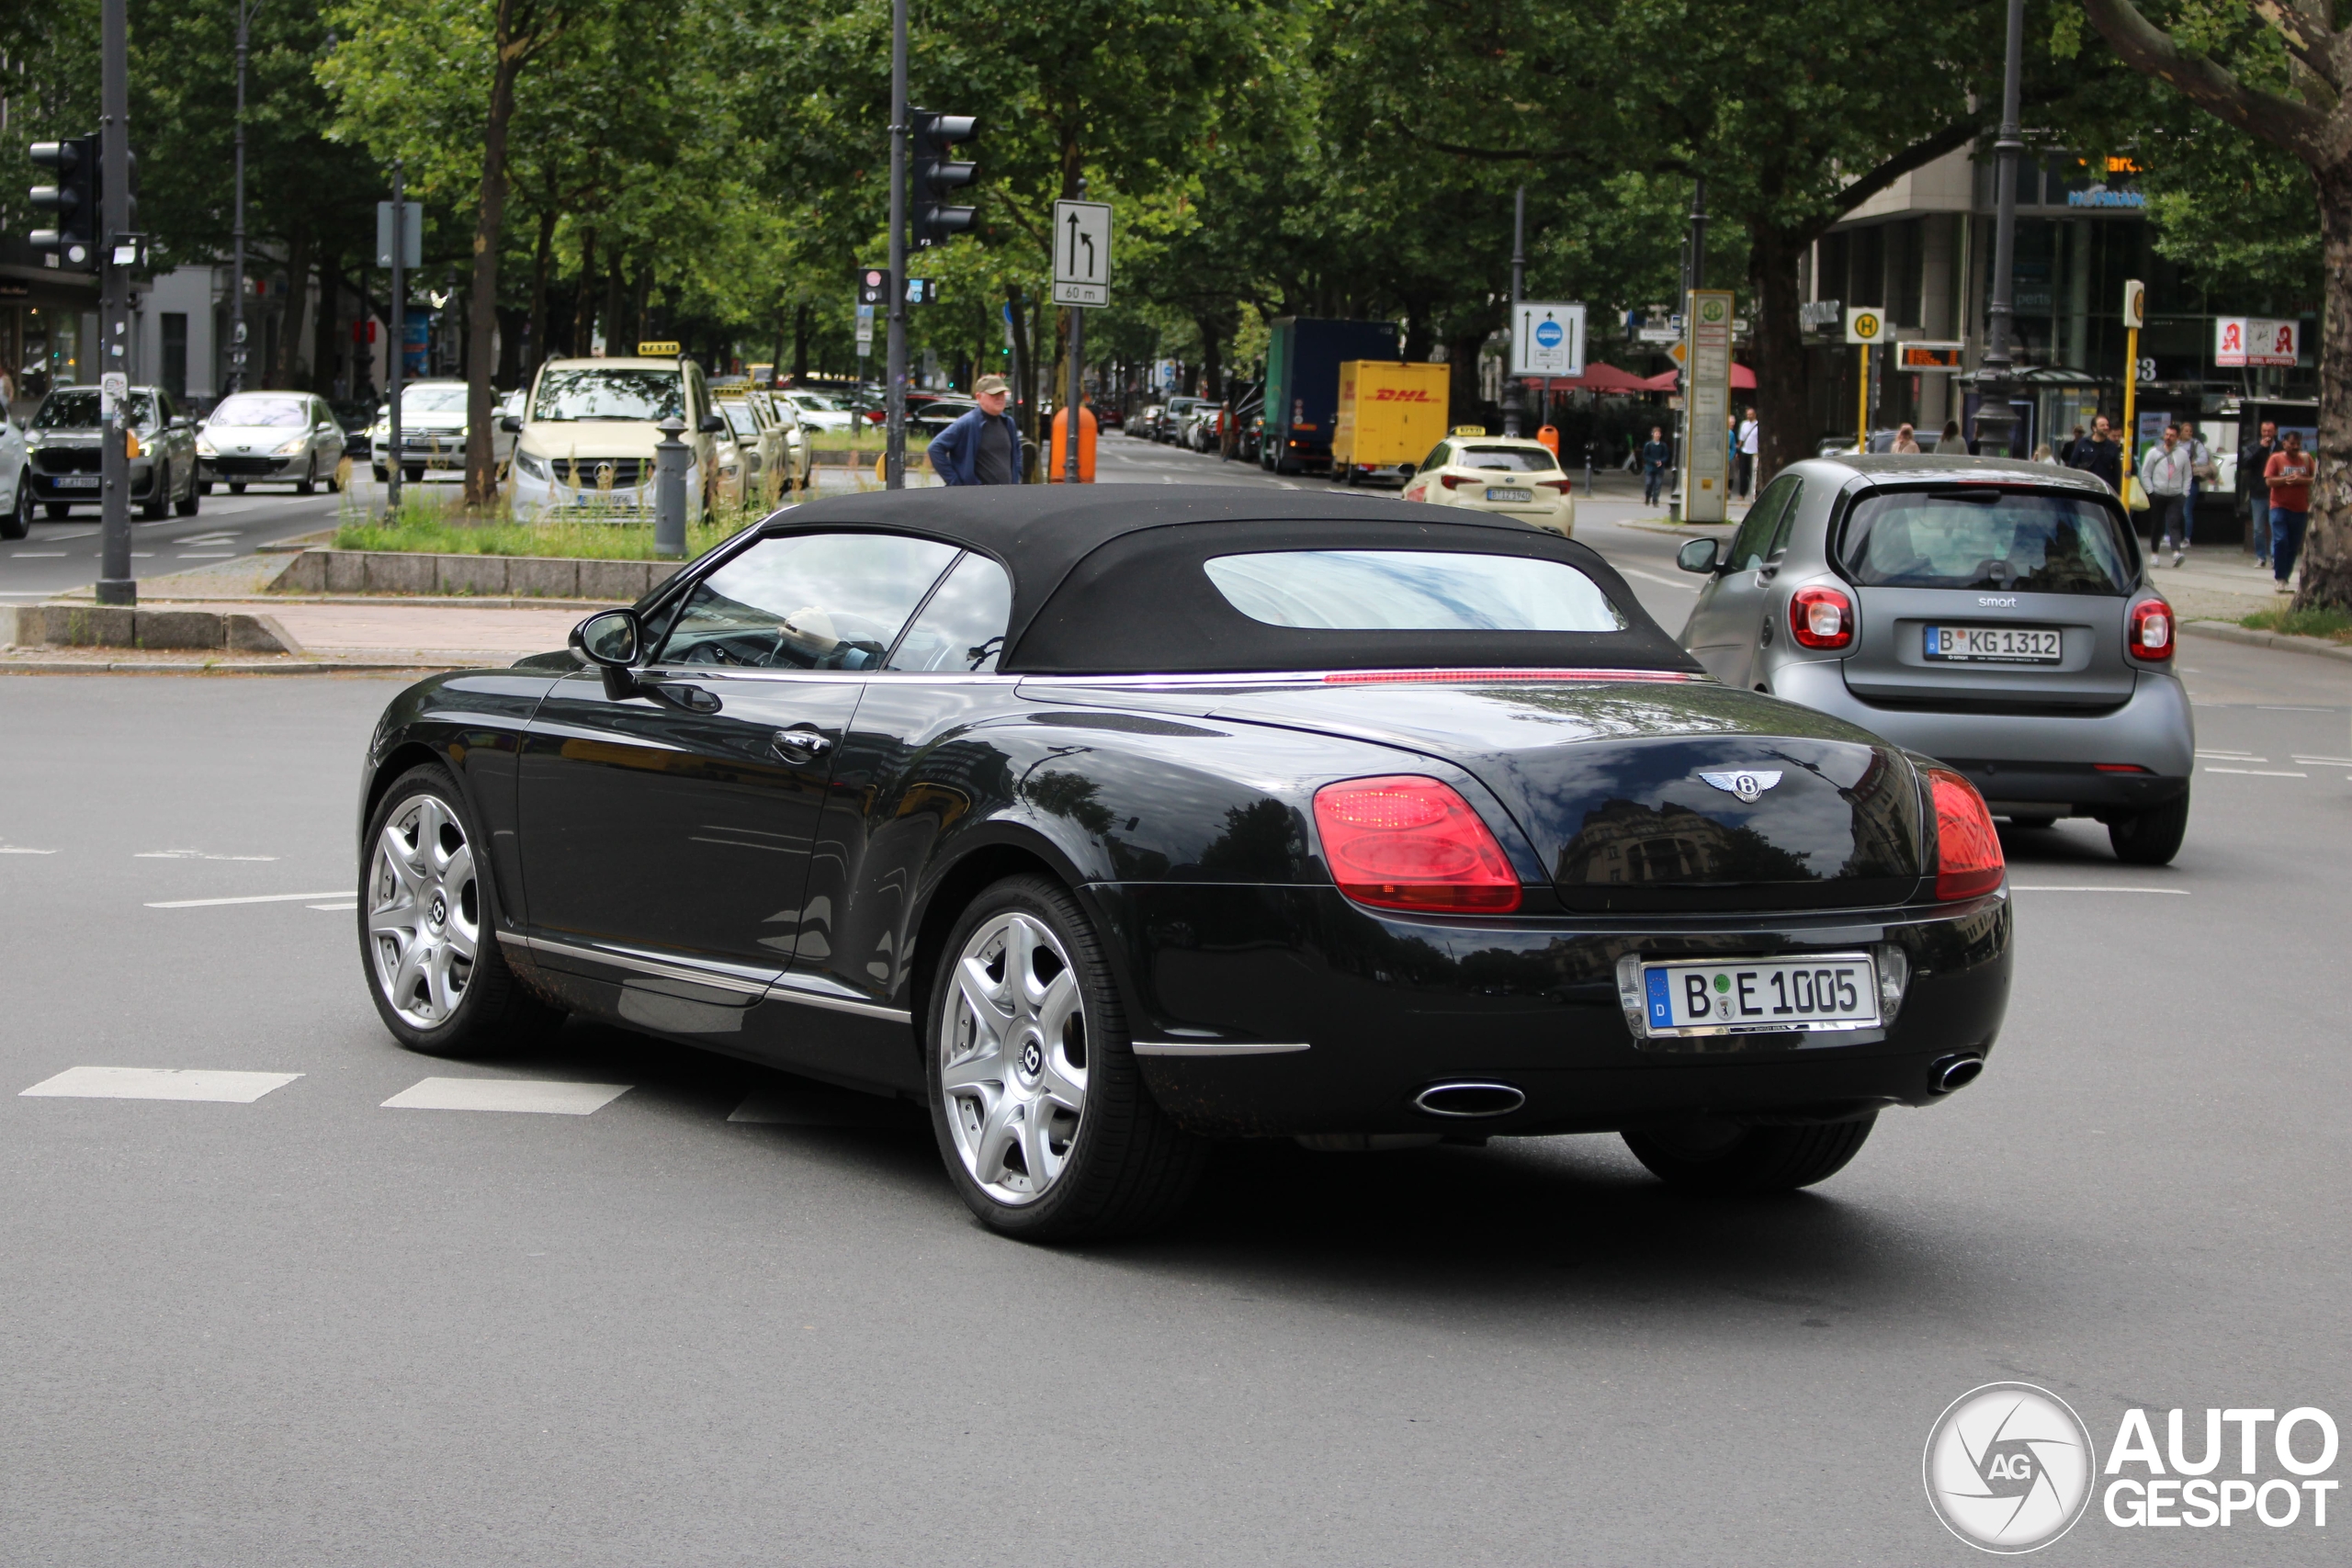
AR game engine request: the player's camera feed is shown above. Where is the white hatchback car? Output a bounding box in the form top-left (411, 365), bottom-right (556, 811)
top-left (1399, 431), bottom-right (1577, 536)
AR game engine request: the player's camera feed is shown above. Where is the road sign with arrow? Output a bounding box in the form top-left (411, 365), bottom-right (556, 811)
top-left (1051, 199), bottom-right (1112, 307)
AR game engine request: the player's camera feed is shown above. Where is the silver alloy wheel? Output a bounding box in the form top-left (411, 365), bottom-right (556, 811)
top-left (367, 793), bottom-right (480, 1030)
top-left (940, 911), bottom-right (1089, 1204)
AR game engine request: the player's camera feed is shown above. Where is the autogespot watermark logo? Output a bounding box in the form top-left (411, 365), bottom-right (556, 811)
top-left (1924, 1383), bottom-right (2097, 1552)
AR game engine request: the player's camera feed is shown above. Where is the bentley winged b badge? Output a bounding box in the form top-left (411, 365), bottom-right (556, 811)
top-left (1698, 769), bottom-right (1783, 804)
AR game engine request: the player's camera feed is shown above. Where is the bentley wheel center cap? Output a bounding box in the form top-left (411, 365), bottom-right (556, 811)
top-left (1017, 1039), bottom-right (1044, 1082)
top-left (428, 895), bottom-right (447, 930)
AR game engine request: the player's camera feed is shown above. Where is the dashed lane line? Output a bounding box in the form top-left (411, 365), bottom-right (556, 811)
top-left (307, 901), bottom-right (357, 911)
top-left (2010, 886), bottom-right (2191, 895)
top-left (146, 890), bottom-right (348, 908)
top-left (22, 1066), bottom-right (302, 1102)
top-left (2201, 766), bottom-right (2308, 777)
top-left (382, 1077), bottom-right (631, 1115)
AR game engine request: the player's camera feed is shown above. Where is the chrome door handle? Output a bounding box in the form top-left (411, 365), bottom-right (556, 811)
top-left (770, 728), bottom-right (833, 760)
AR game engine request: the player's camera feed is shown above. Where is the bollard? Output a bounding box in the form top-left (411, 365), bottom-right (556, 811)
top-left (653, 415), bottom-right (689, 558)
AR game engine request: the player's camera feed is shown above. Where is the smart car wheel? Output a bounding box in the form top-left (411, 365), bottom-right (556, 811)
top-left (1622, 1113), bottom-right (1876, 1192)
top-left (361, 764), bottom-right (562, 1056)
top-left (927, 874), bottom-right (1204, 1241)
top-left (1, 475), bottom-right (29, 540)
top-left (2108, 789), bottom-right (2189, 866)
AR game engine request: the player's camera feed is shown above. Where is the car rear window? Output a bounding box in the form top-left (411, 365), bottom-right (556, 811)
top-left (1454, 445), bottom-right (1560, 473)
top-left (1204, 549), bottom-right (1625, 632)
top-left (206, 394), bottom-right (307, 427)
top-left (1838, 489), bottom-right (2133, 595)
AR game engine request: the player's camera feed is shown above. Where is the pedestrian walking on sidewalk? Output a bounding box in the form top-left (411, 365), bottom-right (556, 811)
top-left (2141, 423), bottom-right (2195, 566)
top-left (2066, 414), bottom-right (2123, 494)
top-left (2264, 431), bottom-right (2316, 592)
top-left (1736, 408), bottom-right (1758, 497)
top-left (1640, 425), bottom-right (1671, 506)
top-left (2178, 418), bottom-right (2215, 559)
top-left (2241, 420), bottom-right (2279, 567)
top-left (1934, 419), bottom-right (1966, 455)
top-left (1891, 423), bottom-right (1921, 454)
top-left (926, 375), bottom-right (1026, 486)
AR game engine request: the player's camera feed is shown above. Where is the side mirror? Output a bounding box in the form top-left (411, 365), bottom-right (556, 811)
top-left (500, 414), bottom-right (523, 434)
top-left (570, 608), bottom-right (643, 698)
top-left (1677, 536), bottom-right (1724, 574)
top-left (698, 412), bottom-right (727, 435)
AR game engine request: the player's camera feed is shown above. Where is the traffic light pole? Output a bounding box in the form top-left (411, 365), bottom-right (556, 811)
top-left (228, 0), bottom-right (249, 396)
top-left (1502, 185), bottom-right (1524, 439)
top-left (388, 164), bottom-right (405, 515)
top-left (883, 0), bottom-right (909, 490)
top-left (95, 0), bottom-right (133, 608)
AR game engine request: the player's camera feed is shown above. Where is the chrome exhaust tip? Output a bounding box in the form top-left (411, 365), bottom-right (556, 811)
top-left (1929, 1055), bottom-right (1984, 1094)
top-left (1411, 1081), bottom-right (1526, 1118)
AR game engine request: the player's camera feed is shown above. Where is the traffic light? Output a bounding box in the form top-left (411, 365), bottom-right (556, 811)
top-left (909, 109), bottom-right (978, 249)
top-left (855, 266), bottom-right (893, 305)
top-left (28, 133), bottom-right (100, 270)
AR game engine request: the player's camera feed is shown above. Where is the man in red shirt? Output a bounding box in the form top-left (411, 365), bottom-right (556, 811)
top-left (2263, 431), bottom-right (2316, 592)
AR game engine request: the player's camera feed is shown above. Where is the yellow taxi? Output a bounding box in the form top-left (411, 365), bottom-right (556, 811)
top-left (1399, 428), bottom-right (1576, 536)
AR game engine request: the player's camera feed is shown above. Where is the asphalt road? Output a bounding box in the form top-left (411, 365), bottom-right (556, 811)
top-left (0, 482), bottom-right (352, 600)
top-left (1, 458), bottom-right (2346, 1564)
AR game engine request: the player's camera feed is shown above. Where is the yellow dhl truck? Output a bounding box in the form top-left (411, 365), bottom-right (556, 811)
top-left (1330, 360), bottom-right (1451, 484)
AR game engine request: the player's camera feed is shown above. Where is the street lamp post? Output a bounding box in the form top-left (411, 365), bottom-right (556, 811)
top-left (1502, 184), bottom-right (1525, 438)
top-left (229, 0), bottom-right (250, 396)
top-left (883, 0), bottom-right (909, 489)
top-left (1974, 0), bottom-right (2026, 458)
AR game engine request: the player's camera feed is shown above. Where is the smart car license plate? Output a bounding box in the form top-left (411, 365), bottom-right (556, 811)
top-left (1485, 486), bottom-right (1533, 502)
top-left (55, 475), bottom-right (99, 489)
top-left (1924, 625), bottom-right (2062, 663)
top-left (1639, 954), bottom-right (1880, 1037)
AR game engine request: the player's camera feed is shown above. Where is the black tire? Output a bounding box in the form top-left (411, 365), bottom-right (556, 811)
top-left (198, 479), bottom-right (214, 495)
top-left (359, 763), bottom-right (564, 1056)
top-left (229, 482), bottom-right (246, 494)
top-left (1, 475), bottom-right (29, 540)
top-left (175, 473), bottom-right (199, 515)
top-left (46, 502), bottom-right (73, 518)
top-left (327, 457), bottom-right (345, 494)
top-left (403, 466), bottom-right (424, 484)
top-left (140, 464), bottom-right (170, 519)
top-left (925, 874), bottom-right (1205, 1242)
top-left (297, 457), bottom-right (317, 495)
top-left (372, 464), bottom-right (389, 482)
top-left (1622, 1113), bottom-right (1876, 1193)
top-left (2109, 789), bottom-right (2189, 865)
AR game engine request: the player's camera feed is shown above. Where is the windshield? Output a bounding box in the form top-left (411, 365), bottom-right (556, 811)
top-left (721, 402), bottom-right (762, 436)
top-left (1455, 445), bottom-right (1560, 473)
top-left (1204, 549), bottom-right (1625, 632)
top-left (531, 368), bottom-right (684, 423)
top-left (39, 390), bottom-right (157, 430)
top-left (390, 386), bottom-right (470, 415)
top-left (1838, 489), bottom-right (2134, 595)
top-left (208, 395), bottom-right (308, 428)
top-left (788, 392), bottom-right (842, 412)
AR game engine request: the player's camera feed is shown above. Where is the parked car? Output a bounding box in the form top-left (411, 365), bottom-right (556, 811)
top-left (197, 389), bottom-right (344, 497)
top-left (909, 397), bottom-right (978, 441)
top-left (368, 379), bottom-right (516, 482)
top-left (1673, 451), bottom-right (2191, 863)
top-left (757, 389), bottom-right (813, 490)
top-left (0, 405), bottom-right (32, 538)
top-left (1132, 403), bottom-right (1165, 440)
top-left (354, 488), bottom-right (2012, 1242)
top-left (1184, 402), bottom-right (1221, 452)
top-left (1158, 395), bottom-right (1205, 444)
top-left (507, 355), bottom-right (742, 517)
top-left (1399, 433), bottom-right (1576, 535)
top-left (32, 384), bottom-right (202, 516)
top-left (781, 389), bottom-right (857, 435)
top-left (714, 386), bottom-right (793, 503)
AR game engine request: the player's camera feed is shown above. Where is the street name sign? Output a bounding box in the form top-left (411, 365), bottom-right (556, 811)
top-left (1051, 199), bottom-right (1112, 307)
top-left (1510, 301), bottom-right (1586, 378)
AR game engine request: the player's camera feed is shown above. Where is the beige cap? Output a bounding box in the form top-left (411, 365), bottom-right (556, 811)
top-left (974, 374), bottom-right (1011, 396)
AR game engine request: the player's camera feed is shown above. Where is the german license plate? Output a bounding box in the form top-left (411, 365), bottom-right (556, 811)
top-left (1639, 953), bottom-right (1880, 1037)
top-left (1924, 625), bottom-right (2062, 663)
top-left (1486, 486), bottom-right (1533, 502)
top-left (54, 475), bottom-right (99, 489)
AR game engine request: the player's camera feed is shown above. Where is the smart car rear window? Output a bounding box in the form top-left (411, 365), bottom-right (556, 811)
top-left (1204, 549), bottom-right (1625, 632)
top-left (1455, 446), bottom-right (1560, 473)
top-left (1838, 489), bottom-right (2133, 595)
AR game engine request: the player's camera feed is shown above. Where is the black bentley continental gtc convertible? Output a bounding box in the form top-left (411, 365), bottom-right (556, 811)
top-left (356, 489), bottom-right (2011, 1239)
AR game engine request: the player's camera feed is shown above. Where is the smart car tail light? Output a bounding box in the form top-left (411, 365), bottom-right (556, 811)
top-left (1312, 775), bottom-right (1521, 913)
top-left (1789, 586), bottom-right (1854, 650)
top-left (1925, 767), bottom-right (2004, 901)
top-left (2128, 597), bottom-right (2174, 661)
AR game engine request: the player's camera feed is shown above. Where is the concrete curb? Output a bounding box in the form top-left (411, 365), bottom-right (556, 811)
top-left (268, 549), bottom-right (684, 600)
top-left (2181, 618), bottom-right (2352, 663)
top-left (0, 604), bottom-right (302, 655)
top-left (0, 660), bottom-right (448, 676)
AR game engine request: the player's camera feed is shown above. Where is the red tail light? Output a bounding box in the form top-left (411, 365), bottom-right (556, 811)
top-left (1312, 775), bottom-right (1521, 913)
top-left (1789, 586), bottom-right (1854, 649)
top-left (1439, 474), bottom-right (1465, 490)
top-left (2128, 597), bottom-right (2174, 661)
top-left (1537, 478), bottom-right (1571, 493)
top-left (1926, 767), bottom-right (2004, 901)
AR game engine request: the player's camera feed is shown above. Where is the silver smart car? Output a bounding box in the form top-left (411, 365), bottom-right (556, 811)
top-left (1675, 453), bottom-right (2193, 864)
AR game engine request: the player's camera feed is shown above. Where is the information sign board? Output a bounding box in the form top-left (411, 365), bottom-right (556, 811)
top-left (1051, 200), bottom-right (1113, 307)
top-left (1510, 301), bottom-right (1585, 378)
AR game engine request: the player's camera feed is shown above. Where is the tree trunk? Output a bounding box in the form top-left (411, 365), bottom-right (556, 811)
top-left (792, 303), bottom-right (809, 381)
top-left (525, 206), bottom-right (556, 384)
top-left (1195, 314), bottom-right (1225, 400)
top-left (1443, 326), bottom-right (1490, 428)
top-left (1747, 219), bottom-right (1812, 492)
top-left (1007, 281), bottom-right (1037, 473)
top-left (273, 231), bottom-right (313, 389)
top-left (464, 0), bottom-right (527, 509)
top-left (572, 226), bottom-right (597, 356)
top-left (2296, 165), bottom-right (2352, 609)
top-left (311, 254), bottom-right (341, 397)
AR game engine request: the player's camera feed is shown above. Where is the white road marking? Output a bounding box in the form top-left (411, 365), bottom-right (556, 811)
top-left (728, 1089), bottom-right (902, 1126)
top-left (146, 889), bottom-right (348, 908)
top-left (0, 846), bottom-right (58, 854)
top-left (40, 528), bottom-right (96, 539)
top-left (306, 901), bottom-right (357, 911)
top-left (2011, 886), bottom-right (2190, 895)
top-left (22, 1066), bottom-right (302, 1102)
top-left (13, 551), bottom-right (68, 558)
top-left (2291, 755), bottom-right (2352, 766)
top-left (2201, 766), bottom-right (2307, 777)
top-left (1615, 565), bottom-right (1700, 590)
top-left (2196, 750), bottom-right (2260, 759)
top-left (134, 850), bottom-right (278, 861)
top-left (175, 552), bottom-right (234, 559)
top-left (382, 1077), bottom-right (631, 1115)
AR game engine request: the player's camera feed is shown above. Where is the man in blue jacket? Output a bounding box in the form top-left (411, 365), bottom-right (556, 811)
top-left (926, 375), bottom-right (1025, 484)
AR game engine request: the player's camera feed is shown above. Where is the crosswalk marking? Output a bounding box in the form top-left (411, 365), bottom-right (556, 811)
top-left (146, 890), bottom-right (347, 908)
top-left (22, 1066), bottom-right (302, 1102)
top-left (382, 1077), bottom-right (631, 1115)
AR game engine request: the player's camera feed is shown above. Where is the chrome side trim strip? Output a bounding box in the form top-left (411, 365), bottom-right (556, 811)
top-left (1130, 1040), bottom-right (1311, 1056)
top-left (763, 976), bottom-right (913, 1024)
top-left (500, 932), bottom-right (775, 998)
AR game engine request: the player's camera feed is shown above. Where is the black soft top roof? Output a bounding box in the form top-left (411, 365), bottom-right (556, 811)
top-left (758, 486), bottom-right (1701, 676)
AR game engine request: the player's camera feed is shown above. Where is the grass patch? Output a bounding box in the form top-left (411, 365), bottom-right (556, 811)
top-left (2239, 605), bottom-right (2352, 643)
top-left (333, 488), bottom-right (757, 558)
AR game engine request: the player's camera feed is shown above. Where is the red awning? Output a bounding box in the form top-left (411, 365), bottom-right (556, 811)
top-left (1641, 363), bottom-right (1758, 390)
top-left (1546, 362), bottom-right (1653, 392)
